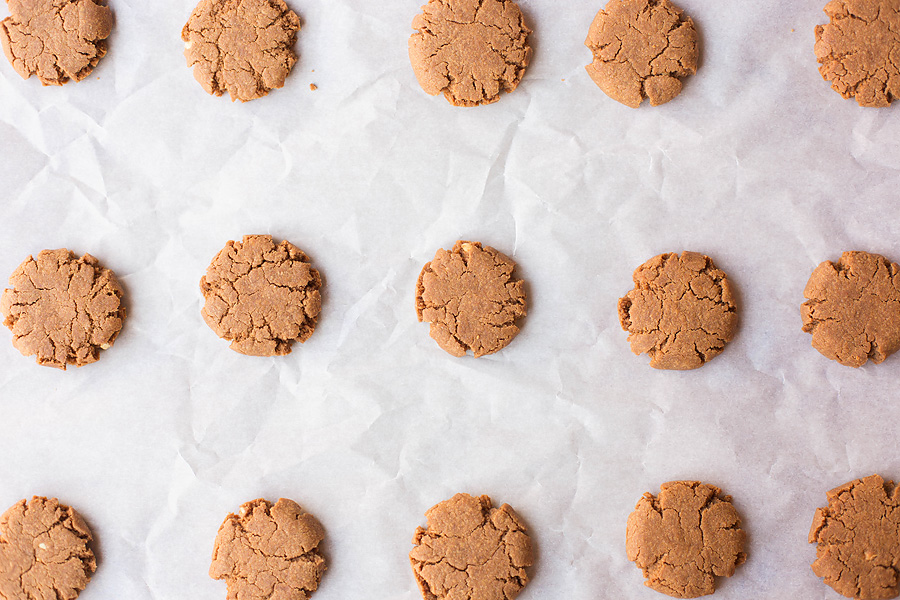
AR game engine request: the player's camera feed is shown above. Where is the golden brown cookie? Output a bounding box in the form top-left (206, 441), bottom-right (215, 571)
top-left (210, 498), bottom-right (325, 600)
top-left (626, 481), bottom-right (746, 598)
top-left (182, 0), bottom-right (300, 102)
top-left (200, 235), bottom-right (322, 357)
top-left (409, 493), bottom-right (533, 600)
top-left (0, 0), bottom-right (113, 86)
top-left (809, 474), bottom-right (900, 600)
top-left (618, 251), bottom-right (736, 370)
top-left (416, 240), bottom-right (527, 357)
top-left (0, 249), bottom-right (125, 370)
top-left (408, 0), bottom-right (532, 107)
top-left (0, 497), bottom-right (96, 600)
top-left (584, 0), bottom-right (698, 108)
top-left (802, 251), bottom-right (900, 367)
top-left (815, 0), bottom-right (900, 107)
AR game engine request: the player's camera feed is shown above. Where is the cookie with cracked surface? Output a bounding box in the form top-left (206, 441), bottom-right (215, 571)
top-left (0, 249), bottom-right (125, 370)
top-left (585, 0), bottom-right (698, 108)
top-left (802, 251), bottom-right (900, 367)
top-left (200, 235), bottom-right (322, 357)
top-left (182, 0), bottom-right (300, 102)
top-left (0, 0), bottom-right (113, 86)
top-left (408, 0), bottom-right (532, 107)
top-left (416, 240), bottom-right (526, 357)
top-left (626, 481), bottom-right (746, 598)
top-left (410, 493), bottom-right (533, 600)
top-left (0, 496), bottom-right (97, 600)
top-left (815, 0), bottom-right (900, 107)
top-left (210, 498), bottom-right (325, 600)
top-left (618, 251), bottom-right (736, 370)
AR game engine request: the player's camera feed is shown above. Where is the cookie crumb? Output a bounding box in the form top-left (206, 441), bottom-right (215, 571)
top-left (309, 83), bottom-right (317, 90)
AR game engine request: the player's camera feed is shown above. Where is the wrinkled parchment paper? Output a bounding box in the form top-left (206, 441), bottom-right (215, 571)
top-left (2, 1), bottom-right (900, 598)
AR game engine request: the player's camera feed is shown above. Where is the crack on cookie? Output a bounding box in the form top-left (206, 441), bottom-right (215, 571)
top-left (801, 251), bottom-right (900, 367)
top-left (408, 0), bottom-right (532, 107)
top-left (409, 494), bottom-right (533, 600)
top-left (584, 0), bottom-right (698, 108)
top-left (416, 240), bottom-right (526, 357)
top-left (618, 251), bottom-right (736, 370)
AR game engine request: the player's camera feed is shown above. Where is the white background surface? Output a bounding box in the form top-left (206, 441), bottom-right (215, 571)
top-left (1, 0), bottom-right (900, 598)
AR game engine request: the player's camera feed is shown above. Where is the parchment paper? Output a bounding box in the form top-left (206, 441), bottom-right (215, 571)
top-left (2, 0), bottom-right (900, 598)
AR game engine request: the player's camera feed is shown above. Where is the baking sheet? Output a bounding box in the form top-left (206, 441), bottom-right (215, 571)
top-left (2, 0), bottom-right (900, 598)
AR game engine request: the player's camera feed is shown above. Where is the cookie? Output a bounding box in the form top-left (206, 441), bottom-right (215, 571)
top-left (408, 0), bottom-right (532, 107)
top-left (182, 0), bottom-right (300, 102)
top-left (0, 249), bottom-right (125, 370)
top-left (210, 498), bottom-right (325, 600)
top-left (815, 0), bottom-right (900, 107)
top-left (410, 493), bottom-right (533, 600)
top-left (0, 497), bottom-right (96, 600)
top-left (626, 481), bottom-right (746, 598)
top-left (416, 240), bottom-right (526, 357)
top-left (618, 251), bottom-right (736, 370)
top-left (0, 0), bottom-right (112, 86)
top-left (584, 0), bottom-right (698, 108)
top-left (809, 474), bottom-right (900, 599)
top-left (802, 251), bottom-right (900, 367)
top-left (200, 235), bottom-right (322, 357)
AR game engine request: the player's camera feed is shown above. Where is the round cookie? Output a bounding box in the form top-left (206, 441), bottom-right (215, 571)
top-left (182, 0), bottom-right (301, 102)
top-left (802, 251), bottom-right (900, 367)
top-left (415, 240), bottom-right (527, 357)
top-left (809, 474), bottom-right (900, 600)
top-left (618, 251), bottom-right (736, 370)
top-left (626, 481), bottom-right (747, 598)
top-left (815, 0), bottom-right (900, 107)
top-left (409, 493), bottom-right (533, 600)
top-left (584, 0), bottom-right (698, 108)
top-left (210, 498), bottom-right (325, 600)
top-left (200, 235), bottom-right (322, 357)
top-left (0, 0), bottom-right (113, 86)
top-left (408, 0), bottom-right (532, 107)
top-left (0, 496), bottom-right (96, 600)
top-left (0, 249), bottom-right (125, 370)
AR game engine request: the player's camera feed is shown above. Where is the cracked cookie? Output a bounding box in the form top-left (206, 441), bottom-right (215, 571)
top-left (618, 251), bottom-right (736, 370)
top-left (0, 496), bottom-right (96, 600)
top-left (200, 235), bottom-right (322, 357)
top-left (182, 0), bottom-right (301, 102)
top-left (585, 0), bottom-right (698, 108)
top-left (809, 474), bottom-right (900, 600)
top-left (0, 0), bottom-right (113, 86)
top-left (410, 493), bottom-right (533, 600)
top-left (0, 249), bottom-right (125, 370)
top-left (416, 240), bottom-right (526, 357)
top-left (210, 498), bottom-right (325, 600)
top-left (815, 0), bottom-right (900, 107)
top-left (408, 0), bottom-right (532, 107)
top-left (802, 251), bottom-right (900, 367)
top-left (626, 481), bottom-right (746, 598)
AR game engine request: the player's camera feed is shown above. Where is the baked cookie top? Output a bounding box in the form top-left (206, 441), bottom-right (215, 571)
top-left (802, 251), bottom-right (900, 367)
top-left (810, 474), bottom-right (900, 600)
top-left (585, 0), bottom-right (698, 108)
top-left (0, 497), bottom-right (96, 600)
top-left (0, 0), bottom-right (112, 86)
top-left (210, 498), bottom-right (326, 600)
top-left (0, 249), bottom-right (125, 370)
top-left (200, 235), bottom-right (322, 357)
top-left (408, 0), bottom-right (532, 106)
top-left (815, 0), bottom-right (900, 107)
top-left (626, 481), bottom-right (746, 598)
top-left (182, 0), bottom-right (300, 102)
top-left (618, 251), bottom-right (736, 370)
top-left (416, 240), bottom-right (526, 357)
top-left (410, 493), bottom-right (533, 600)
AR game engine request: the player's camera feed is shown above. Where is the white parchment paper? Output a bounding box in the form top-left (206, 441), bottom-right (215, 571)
top-left (2, 0), bottom-right (900, 598)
